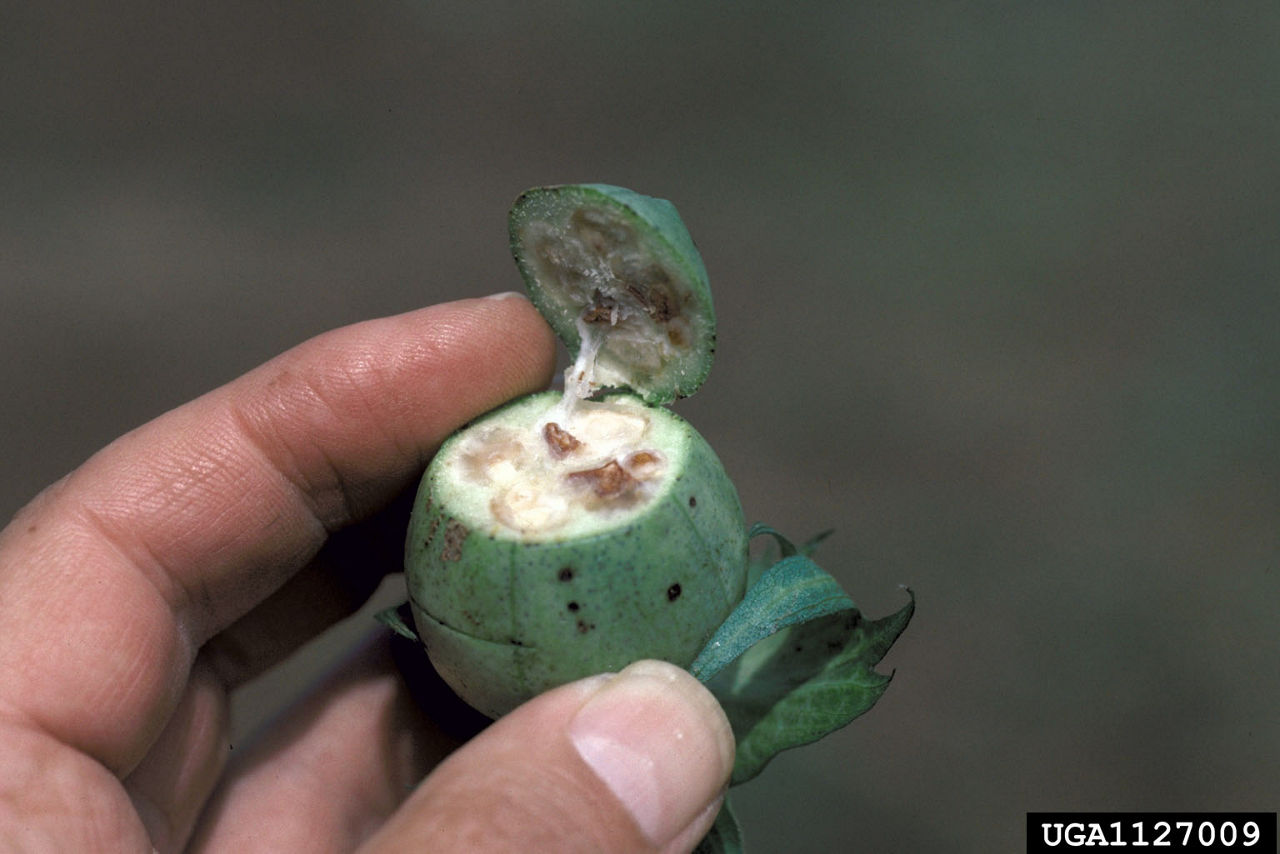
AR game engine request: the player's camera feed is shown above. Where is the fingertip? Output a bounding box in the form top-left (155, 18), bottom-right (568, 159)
top-left (435, 291), bottom-right (557, 388)
top-left (480, 290), bottom-right (530, 302)
top-left (568, 660), bottom-right (734, 848)
top-left (363, 660), bottom-right (734, 853)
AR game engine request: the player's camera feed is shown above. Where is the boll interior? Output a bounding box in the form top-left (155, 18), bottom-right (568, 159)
top-left (509, 185), bottom-right (716, 405)
top-left (432, 392), bottom-right (685, 542)
top-left (521, 209), bottom-right (693, 400)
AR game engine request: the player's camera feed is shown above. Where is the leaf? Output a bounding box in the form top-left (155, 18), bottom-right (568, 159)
top-left (858, 588), bottom-right (916, 667)
top-left (799, 528), bottom-right (835, 556)
top-left (744, 523), bottom-right (835, 588)
top-left (746, 522), bottom-right (799, 558)
top-left (693, 795), bottom-right (743, 854)
top-left (689, 554), bottom-right (854, 682)
top-left (692, 538), bottom-right (915, 785)
top-left (711, 591), bottom-right (914, 784)
top-left (375, 601), bottom-right (420, 641)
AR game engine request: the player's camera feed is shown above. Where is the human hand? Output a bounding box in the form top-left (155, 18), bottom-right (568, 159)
top-left (0, 295), bottom-right (734, 852)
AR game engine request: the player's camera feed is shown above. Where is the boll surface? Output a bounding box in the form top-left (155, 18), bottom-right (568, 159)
top-left (405, 390), bottom-right (747, 718)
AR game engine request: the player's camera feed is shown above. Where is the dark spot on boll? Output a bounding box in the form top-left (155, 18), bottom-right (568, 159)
top-left (440, 519), bottom-right (468, 562)
top-left (576, 619), bottom-right (595, 633)
top-left (558, 567), bottom-right (575, 582)
top-left (667, 583), bottom-right (682, 602)
top-left (510, 638), bottom-right (525, 646)
top-left (688, 495), bottom-right (697, 508)
top-left (567, 601), bottom-right (580, 612)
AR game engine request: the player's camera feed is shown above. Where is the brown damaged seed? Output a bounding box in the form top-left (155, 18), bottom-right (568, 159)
top-left (625, 281), bottom-right (676, 323)
top-left (543, 422), bottom-right (582, 457)
top-left (581, 294), bottom-right (618, 324)
top-left (622, 450), bottom-right (664, 479)
top-left (566, 459), bottom-right (637, 499)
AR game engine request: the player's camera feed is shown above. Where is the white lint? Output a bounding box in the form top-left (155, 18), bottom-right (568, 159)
top-left (458, 395), bottom-right (667, 537)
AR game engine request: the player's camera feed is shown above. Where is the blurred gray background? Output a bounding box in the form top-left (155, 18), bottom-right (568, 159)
top-left (3, 2), bottom-right (1277, 851)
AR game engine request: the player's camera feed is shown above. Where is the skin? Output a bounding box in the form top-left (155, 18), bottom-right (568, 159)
top-left (0, 294), bottom-right (733, 853)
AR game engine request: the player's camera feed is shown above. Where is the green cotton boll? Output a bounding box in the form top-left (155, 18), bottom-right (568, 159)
top-left (405, 390), bottom-right (749, 718)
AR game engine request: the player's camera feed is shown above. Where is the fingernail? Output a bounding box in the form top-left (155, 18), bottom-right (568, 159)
top-left (568, 660), bottom-right (734, 846)
top-left (483, 290), bottom-right (529, 302)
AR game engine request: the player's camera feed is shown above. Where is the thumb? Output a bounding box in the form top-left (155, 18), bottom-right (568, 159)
top-left (361, 660), bottom-right (735, 853)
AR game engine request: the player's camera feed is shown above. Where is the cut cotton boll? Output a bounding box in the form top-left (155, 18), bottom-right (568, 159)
top-left (402, 185), bottom-right (745, 719)
top-left (407, 389), bottom-right (747, 718)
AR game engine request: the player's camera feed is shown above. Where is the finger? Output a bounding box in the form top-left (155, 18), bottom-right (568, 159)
top-left (187, 630), bottom-right (454, 853)
top-left (202, 484), bottom-right (415, 690)
top-left (0, 294), bottom-right (556, 778)
top-left (123, 660), bottom-right (229, 853)
top-left (0, 720), bottom-right (152, 851)
top-left (361, 660), bottom-right (735, 854)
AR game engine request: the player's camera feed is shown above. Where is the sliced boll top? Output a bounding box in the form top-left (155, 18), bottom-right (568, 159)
top-left (509, 184), bottom-right (716, 405)
top-left (431, 391), bottom-right (697, 543)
